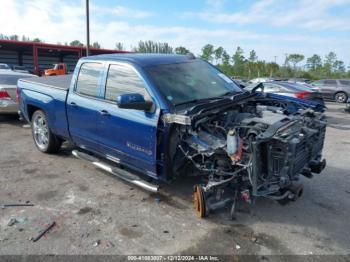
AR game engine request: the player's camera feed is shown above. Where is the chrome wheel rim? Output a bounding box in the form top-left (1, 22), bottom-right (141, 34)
top-left (33, 114), bottom-right (49, 149)
top-left (337, 93), bottom-right (346, 103)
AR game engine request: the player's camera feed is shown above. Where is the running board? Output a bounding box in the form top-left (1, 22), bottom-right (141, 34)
top-left (72, 150), bottom-right (159, 193)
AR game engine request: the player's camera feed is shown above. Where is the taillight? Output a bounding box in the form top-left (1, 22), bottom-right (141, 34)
top-left (16, 87), bottom-right (20, 103)
top-left (0, 88), bottom-right (10, 99)
top-left (296, 91), bottom-right (311, 99)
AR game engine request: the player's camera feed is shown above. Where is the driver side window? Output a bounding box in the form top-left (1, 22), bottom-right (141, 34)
top-left (105, 64), bottom-right (146, 101)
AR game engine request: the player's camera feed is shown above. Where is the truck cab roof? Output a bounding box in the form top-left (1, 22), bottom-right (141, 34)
top-left (81, 53), bottom-right (196, 67)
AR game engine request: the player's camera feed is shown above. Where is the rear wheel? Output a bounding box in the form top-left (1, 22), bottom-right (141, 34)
top-left (334, 92), bottom-right (347, 103)
top-left (31, 110), bottom-right (61, 153)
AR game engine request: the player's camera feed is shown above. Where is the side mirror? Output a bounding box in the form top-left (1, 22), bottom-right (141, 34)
top-left (117, 93), bottom-right (153, 111)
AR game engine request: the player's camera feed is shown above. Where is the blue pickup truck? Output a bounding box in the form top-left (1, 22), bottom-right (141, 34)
top-left (18, 54), bottom-right (326, 218)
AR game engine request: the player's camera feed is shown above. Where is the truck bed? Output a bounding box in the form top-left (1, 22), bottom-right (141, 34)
top-left (18, 74), bottom-right (72, 140)
top-left (19, 74), bottom-right (72, 90)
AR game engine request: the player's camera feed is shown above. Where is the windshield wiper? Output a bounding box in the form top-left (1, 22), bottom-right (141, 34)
top-left (175, 90), bottom-right (243, 106)
top-left (218, 90), bottom-right (243, 97)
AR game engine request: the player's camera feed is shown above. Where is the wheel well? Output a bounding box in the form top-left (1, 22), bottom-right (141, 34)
top-left (27, 105), bottom-right (41, 121)
top-left (334, 91), bottom-right (347, 98)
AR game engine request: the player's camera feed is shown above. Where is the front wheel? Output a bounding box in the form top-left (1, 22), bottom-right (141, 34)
top-left (31, 110), bottom-right (61, 153)
top-left (335, 92), bottom-right (347, 103)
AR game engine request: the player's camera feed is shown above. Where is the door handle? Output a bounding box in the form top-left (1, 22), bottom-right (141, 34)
top-left (100, 109), bottom-right (110, 116)
top-left (70, 102), bottom-right (77, 107)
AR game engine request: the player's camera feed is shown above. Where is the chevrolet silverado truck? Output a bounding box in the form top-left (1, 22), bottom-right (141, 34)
top-left (18, 54), bottom-right (327, 218)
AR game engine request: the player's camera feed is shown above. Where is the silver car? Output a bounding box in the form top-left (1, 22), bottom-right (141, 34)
top-left (0, 70), bottom-right (36, 114)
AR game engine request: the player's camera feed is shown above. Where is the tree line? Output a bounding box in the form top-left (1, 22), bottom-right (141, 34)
top-left (1, 34), bottom-right (348, 79)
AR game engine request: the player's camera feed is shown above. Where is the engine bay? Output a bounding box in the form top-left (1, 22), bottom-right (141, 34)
top-left (166, 96), bottom-right (327, 218)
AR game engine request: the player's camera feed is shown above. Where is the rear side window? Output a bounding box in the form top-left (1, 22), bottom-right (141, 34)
top-left (339, 80), bottom-right (350, 85)
top-left (76, 63), bottom-right (103, 97)
top-left (324, 80), bottom-right (337, 85)
top-left (105, 64), bottom-right (146, 101)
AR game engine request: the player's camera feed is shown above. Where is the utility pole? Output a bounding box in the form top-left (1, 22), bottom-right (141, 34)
top-left (86, 0), bottom-right (90, 56)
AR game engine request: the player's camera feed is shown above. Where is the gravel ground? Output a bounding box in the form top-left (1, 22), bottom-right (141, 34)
top-left (0, 102), bottom-right (349, 259)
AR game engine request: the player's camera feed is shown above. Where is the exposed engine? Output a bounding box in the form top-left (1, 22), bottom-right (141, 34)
top-left (165, 97), bottom-right (327, 218)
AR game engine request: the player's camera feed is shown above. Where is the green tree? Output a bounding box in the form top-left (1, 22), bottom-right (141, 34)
top-left (232, 46), bottom-right (245, 76)
top-left (324, 52), bottom-right (337, 76)
top-left (248, 50), bottom-right (258, 62)
top-left (200, 44), bottom-right (214, 62)
top-left (70, 40), bottom-right (84, 47)
top-left (115, 42), bottom-right (124, 51)
top-left (175, 46), bottom-right (191, 55)
top-left (222, 50), bottom-right (230, 65)
top-left (134, 40), bottom-right (173, 54)
top-left (333, 60), bottom-right (345, 73)
top-left (306, 54), bottom-right (322, 70)
top-left (91, 42), bottom-right (101, 48)
top-left (247, 50), bottom-right (258, 77)
top-left (287, 54), bottom-right (304, 70)
top-left (218, 49), bottom-right (233, 76)
top-left (266, 62), bottom-right (279, 77)
top-left (21, 35), bottom-right (31, 41)
top-left (214, 46), bottom-right (224, 65)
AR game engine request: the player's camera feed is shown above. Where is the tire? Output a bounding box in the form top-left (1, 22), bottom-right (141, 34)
top-left (31, 110), bottom-right (62, 153)
top-left (334, 92), bottom-right (348, 103)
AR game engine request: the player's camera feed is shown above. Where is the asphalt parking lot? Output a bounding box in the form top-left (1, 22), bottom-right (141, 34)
top-left (0, 102), bottom-right (350, 258)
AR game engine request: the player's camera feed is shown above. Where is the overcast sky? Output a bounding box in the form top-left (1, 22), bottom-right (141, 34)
top-left (1, 0), bottom-right (349, 65)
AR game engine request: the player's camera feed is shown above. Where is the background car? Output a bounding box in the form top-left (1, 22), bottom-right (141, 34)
top-left (0, 63), bottom-right (11, 70)
top-left (244, 81), bottom-right (324, 105)
top-left (310, 79), bottom-right (350, 103)
top-left (12, 65), bottom-right (30, 74)
top-left (0, 71), bottom-right (36, 114)
top-left (288, 78), bottom-right (311, 85)
top-left (248, 77), bottom-right (275, 84)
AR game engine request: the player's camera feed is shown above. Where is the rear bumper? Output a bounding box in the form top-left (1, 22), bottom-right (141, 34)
top-left (0, 99), bottom-right (18, 114)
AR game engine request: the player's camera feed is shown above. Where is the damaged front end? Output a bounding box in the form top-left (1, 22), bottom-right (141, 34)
top-left (165, 94), bottom-right (327, 219)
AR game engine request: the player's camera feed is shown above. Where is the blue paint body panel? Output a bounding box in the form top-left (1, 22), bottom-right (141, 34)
top-left (17, 54), bottom-right (320, 182)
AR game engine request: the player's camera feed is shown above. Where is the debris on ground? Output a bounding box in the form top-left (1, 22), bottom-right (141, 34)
top-left (1, 203), bottom-right (34, 209)
top-left (32, 221), bottom-right (56, 242)
top-left (22, 124), bottom-right (31, 129)
top-left (155, 198), bottom-right (161, 204)
top-left (7, 218), bottom-right (18, 226)
top-left (235, 244), bottom-right (241, 250)
top-left (93, 240), bottom-right (101, 247)
top-left (100, 239), bottom-right (115, 249)
top-left (251, 236), bottom-right (258, 243)
top-left (7, 217), bottom-right (27, 227)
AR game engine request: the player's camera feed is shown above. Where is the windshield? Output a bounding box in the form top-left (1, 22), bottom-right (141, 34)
top-left (0, 74), bottom-right (33, 85)
top-left (145, 60), bottom-right (242, 105)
